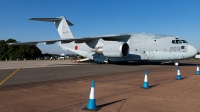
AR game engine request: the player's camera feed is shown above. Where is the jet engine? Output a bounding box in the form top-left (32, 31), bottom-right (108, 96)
top-left (92, 42), bottom-right (129, 57)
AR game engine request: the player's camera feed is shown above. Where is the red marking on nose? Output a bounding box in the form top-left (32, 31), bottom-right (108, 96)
top-left (75, 45), bottom-right (78, 50)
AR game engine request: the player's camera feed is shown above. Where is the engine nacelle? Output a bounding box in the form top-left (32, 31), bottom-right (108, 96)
top-left (103, 42), bottom-right (129, 57)
top-left (92, 42), bottom-right (130, 57)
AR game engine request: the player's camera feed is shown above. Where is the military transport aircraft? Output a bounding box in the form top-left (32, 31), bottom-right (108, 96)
top-left (8, 16), bottom-right (197, 65)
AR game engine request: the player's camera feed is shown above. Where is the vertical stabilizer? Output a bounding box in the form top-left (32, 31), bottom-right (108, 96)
top-left (55, 16), bottom-right (74, 39)
top-left (29, 16), bottom-right (74, 39)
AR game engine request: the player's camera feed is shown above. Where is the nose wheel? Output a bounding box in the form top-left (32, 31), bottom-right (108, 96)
top-left (175, 62), bottom-right (180, 66)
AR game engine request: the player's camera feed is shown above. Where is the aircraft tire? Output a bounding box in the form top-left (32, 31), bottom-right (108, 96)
top-left (175, 62), bottom-right (180, 66)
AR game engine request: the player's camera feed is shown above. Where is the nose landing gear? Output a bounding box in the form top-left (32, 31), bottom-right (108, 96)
top-left (175, 62), bottom-right (180, 66)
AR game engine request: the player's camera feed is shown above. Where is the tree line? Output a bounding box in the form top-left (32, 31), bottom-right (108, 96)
top-left (0, 39), bottom-right (42, 60)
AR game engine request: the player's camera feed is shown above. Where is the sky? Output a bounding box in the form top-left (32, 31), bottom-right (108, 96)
top-left (0, 0), bottom-right (200, 54)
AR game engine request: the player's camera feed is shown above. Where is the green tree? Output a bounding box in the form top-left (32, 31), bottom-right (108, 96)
top-left (0, 39), bottom-right (42, 60)
top-left (6, 39), bottom-right (18, 60)
top-left (0, 40), bottom-right (6, 60)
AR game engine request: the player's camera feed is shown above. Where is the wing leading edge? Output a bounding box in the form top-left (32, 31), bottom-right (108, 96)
top-left (7, 34), bottom-right (131, 47)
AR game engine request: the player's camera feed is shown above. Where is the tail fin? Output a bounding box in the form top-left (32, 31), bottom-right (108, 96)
top-left (29, 16), bottom-right (74, 39)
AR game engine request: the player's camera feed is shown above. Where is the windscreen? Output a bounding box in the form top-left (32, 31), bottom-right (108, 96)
top-left (172, 40), bottom-right (188, 44)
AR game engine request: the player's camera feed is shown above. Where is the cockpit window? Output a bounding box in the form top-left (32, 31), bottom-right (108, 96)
top-left (172, 40), bottom-right (188, 44)
top-left (181, 40), bottom-right (187, 43)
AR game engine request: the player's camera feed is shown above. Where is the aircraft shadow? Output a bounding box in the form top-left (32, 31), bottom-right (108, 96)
top-left (53, 61), bottom-right (199, 67)
top-left (52, 64), bottom-right (91, 66)
top-left (115, 62), bottom-right (199, 66)
top-left (178, 63), bottom-right (199, 66)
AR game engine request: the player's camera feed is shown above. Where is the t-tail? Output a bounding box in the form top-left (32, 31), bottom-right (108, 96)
top-left (29, 16), bottom-right (74, 39)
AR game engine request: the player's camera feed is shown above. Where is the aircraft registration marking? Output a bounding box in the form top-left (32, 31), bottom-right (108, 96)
top-left (170, 47), bottom-right (180, 51)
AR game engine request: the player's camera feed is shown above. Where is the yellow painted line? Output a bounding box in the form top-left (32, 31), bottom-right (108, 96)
top-left (0, 65), bottom-right (24, 86)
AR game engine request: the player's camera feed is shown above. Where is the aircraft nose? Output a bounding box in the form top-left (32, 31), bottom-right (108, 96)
top-left (187, 45), bottom-right (197, 58)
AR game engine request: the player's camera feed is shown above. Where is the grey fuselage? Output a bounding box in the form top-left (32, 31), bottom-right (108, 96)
top-left (59, 33), bottom-right (197, 63)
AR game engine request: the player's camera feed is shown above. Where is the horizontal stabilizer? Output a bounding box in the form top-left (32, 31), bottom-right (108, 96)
top-left (28, 16), bottom-right (73, 26)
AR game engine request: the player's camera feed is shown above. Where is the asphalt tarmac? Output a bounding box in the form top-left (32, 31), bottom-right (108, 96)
top-left (0, 60), bottom-right (176, 86)
top-left (0, 60), bottom-right (200, 112)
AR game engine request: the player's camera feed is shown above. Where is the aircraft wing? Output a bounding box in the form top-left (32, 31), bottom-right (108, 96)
top-left (7, 34), bottom-right (131, 45)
